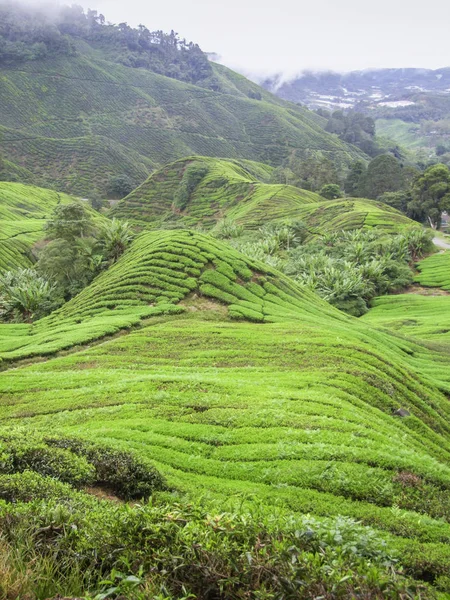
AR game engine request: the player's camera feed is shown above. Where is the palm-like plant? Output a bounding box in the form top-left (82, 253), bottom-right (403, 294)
top-left (99, 219), bottom-right (134, 264)
top-left (0, 269), bottom-right (57, 322)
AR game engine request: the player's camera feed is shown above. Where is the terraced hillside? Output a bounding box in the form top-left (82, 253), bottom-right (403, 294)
top-left (0, 230), bottom-right (343, 364)
top-left (0, 53), bottom-right (365, 197)
top-left (112, 156), bottom-right (418, 233)
top-left (292, 197), bottom-right (417, 234)
top-left (0, 182), bottom-right (93, 272)
top-left (415, 251), bottom-right (450, 291)
top-left (1, 231), bottom-right (450, 592)
top-left (111, 156), bottom-right (321, 228)
top-left (363, 251), bottom-right (450, 351)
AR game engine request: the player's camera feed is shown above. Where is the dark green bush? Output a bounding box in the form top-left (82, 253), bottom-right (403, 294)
top-left (3, 443), bottom-right (95, 487)
top-left (0, 471), bottom-right (77, 502)
top-left (46, 438), bottom-right (166, 499)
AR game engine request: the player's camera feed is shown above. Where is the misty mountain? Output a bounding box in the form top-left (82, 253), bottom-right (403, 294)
top-left (263, 68), bottom-right (450, 112)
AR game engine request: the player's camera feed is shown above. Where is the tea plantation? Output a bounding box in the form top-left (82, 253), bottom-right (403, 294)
top-left (0, 182), bottom-right (101, 272)
top-left (363, 251), bottom-right (450, 343)
top-left (1, 231), bottom-right (450, 597)
top-left (112, 156), bottom-right (418, 233)
top-left (0, 52), bottom-right (364, 197)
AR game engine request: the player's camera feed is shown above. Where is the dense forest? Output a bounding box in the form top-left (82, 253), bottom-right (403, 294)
top-left (0, 1), bottom-right (214, 85)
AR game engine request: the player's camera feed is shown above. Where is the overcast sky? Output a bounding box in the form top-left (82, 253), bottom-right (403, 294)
top-left (29, 0), bottom-right (450, 79)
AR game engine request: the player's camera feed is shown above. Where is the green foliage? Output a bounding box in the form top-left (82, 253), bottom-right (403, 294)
top-left (0, 494), bottom-right (433, 600)
top-left (36, 238), bottom-right (101, 299)
top-left (409, 163), bottom-right (450, 228)
top-left (0, 3), bottom-right (212, 86)
top-left (173, 162), bottom-right (208, 211)
top-left (284, 229), bottom-right (425, 315)
top-left (357, 154), bottom-right (406, 199)
top-left (106, 174), bottom-right (136, 199)
top-left (0, 433), bottom-right (165, 500)
top-left (44, 202), bottom-right (94, 242)
top-left (98, 218), bottom-right (134, 264)
top-left (320, 183), bottom-right (343, 199)
top-left (288, 151), bottom-right (340, 191)
top-left (211, 218), bottom-right (244, 239)
top-left (378, 190), bottom-right (411, 213)
top-left (325, 110), bottom-right (380, 156)
top-left (0, 182), bottom-right (100, 273)
top-left (344, 160), bottom-right (367, 196)
top-left (46, 438), bottom-right (166, 500)
top-left (0, 268), bottom-right (60, 322)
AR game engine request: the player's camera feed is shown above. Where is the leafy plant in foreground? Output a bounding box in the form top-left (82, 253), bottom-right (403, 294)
top-left (0, 268), bottom-right (60, 322)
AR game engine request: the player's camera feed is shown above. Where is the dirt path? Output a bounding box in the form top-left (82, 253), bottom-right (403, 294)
top-left (433, 236), bottom-right (450, 250)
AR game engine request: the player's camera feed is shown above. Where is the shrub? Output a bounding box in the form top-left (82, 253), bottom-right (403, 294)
top-left (320, 183), bottom-right (343, 199)
top-left (211, 218), bottom-right (244, 239)
top-left (1, 443), bottom-right (95, 487)
top-left (46, 438), bottom-right (166, 500)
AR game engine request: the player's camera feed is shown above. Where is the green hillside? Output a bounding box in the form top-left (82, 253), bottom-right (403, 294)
top-left (0, 52), bottom-right (365, 197)
top-left (0, 182), bottom-right (92, 272)
top-left (362, 251), bottom-right (450, 350)
top-left (1, 231), bottom-right (450, 595)
top-left (415, 251), bottom-right (450, 290)
top-left (292, 197), bottom-right (417, 234)
top-left (111, 156), bottom-right (321, 228)
top-left (0, 229), bottom-right (343, 364)
top-left (112, 156), bottom-right (418, 233)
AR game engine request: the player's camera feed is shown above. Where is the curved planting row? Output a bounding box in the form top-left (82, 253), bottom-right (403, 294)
top-left (415, 251), bottom-right (450, 290)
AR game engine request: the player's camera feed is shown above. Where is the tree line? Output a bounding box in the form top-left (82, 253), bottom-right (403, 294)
top-left (0, 2), bottom-right (213, 86)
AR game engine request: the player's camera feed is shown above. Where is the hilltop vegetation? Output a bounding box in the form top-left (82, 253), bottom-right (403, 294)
top-left (0, 3), bottom-right (365, 197)
top-left (112, 156), bottom-right (418, 235)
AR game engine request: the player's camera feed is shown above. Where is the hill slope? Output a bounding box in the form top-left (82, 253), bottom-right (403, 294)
top-left (112, 156), bottom-right (418, 232)
top-left (1, 231), bottom-right (450, 590)
top-left (362, 251), bottom-right (450, 351)
top-left (0, 182), bottom-right (92, 272)
top-left (0, 53), bottom-right (365, 197)
top-left (0, 229), bottom-right (343, 364)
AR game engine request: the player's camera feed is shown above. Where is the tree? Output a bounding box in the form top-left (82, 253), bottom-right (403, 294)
top-left (289, 153), bottom-right (339, 191)
top-left (357, 154), bottom-right (405, 199)
top-left (36, 238), bottom-right (101, 298)
top-left (99, 219), bottom-right (134, 264)
top-left (344, 161), bottom-right (366, 197)
top-left (107, 174), bottom-right (135, 199)
top-left (45, 202), bottom-right (94, 241)
top-left (408, 164), bottom-right (450, 229)
top-left (320, 184), bottom-right (342, 200)
top-left (0, 269), bottom-right (60, 322)
top-left (378, 190), bottom-right (411, 214)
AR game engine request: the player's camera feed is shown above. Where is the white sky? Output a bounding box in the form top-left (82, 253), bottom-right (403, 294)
top-left (26, 0), bottom-right (450, 78)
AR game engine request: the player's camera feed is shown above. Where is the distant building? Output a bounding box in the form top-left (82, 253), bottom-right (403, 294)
top-left (442, 211), bottom-right (449, 231)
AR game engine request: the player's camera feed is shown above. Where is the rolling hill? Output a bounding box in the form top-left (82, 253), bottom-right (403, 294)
top-left (1, 230), bottom-right (450, 595)
top-left (112, 156), bottom-right (419, 233)
top-left (0, 181), bottom-right (106, 273)
top-left (0, 52), bottom-right (365, 197)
